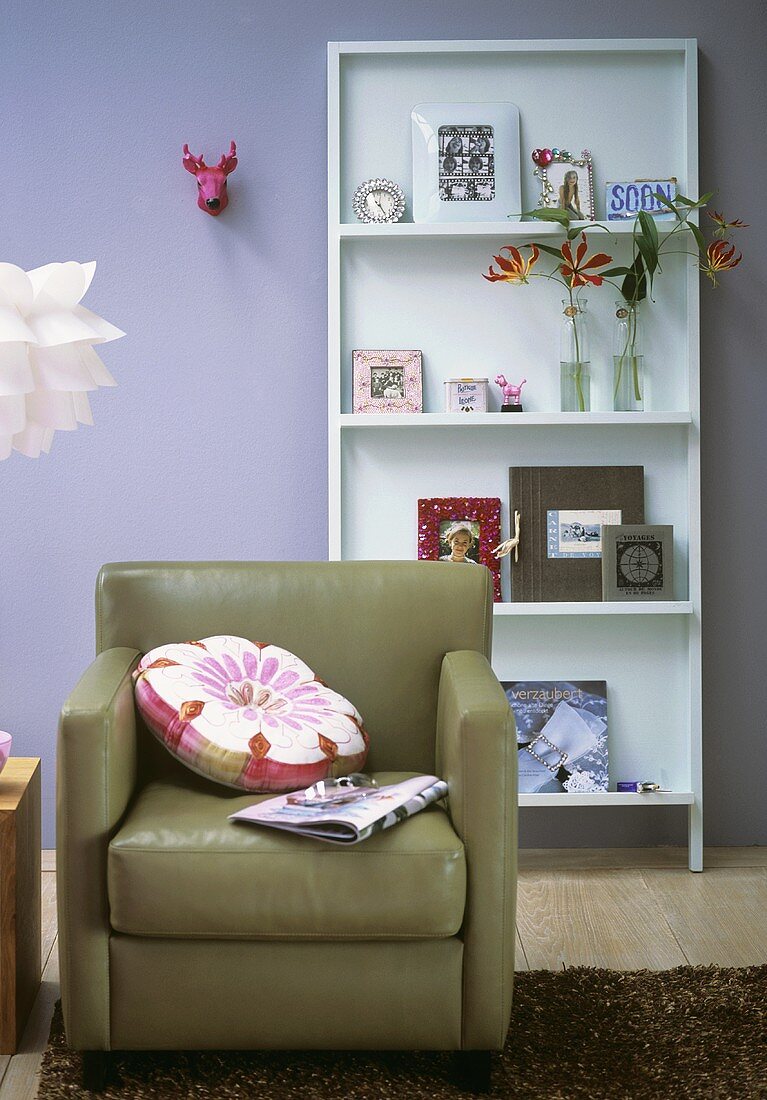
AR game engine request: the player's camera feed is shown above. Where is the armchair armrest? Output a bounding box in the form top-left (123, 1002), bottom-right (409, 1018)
top-left (57, 647), bottom-right (141, 1050)
top-left (436, 650), bottom-right (517, 1051)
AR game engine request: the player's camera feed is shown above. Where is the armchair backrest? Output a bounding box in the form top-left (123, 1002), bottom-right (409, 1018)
top-left (96, 561), bottom-right (493, 773)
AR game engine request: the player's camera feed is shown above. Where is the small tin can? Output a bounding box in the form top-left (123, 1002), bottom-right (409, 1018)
top-left (444, 378), bottom-right (488, 413)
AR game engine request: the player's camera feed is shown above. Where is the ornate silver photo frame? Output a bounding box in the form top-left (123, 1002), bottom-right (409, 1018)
top-left (532, 148), bottom-right (595, 222)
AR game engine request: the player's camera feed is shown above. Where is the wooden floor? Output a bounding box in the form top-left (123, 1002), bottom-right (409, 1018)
top-left (4, 847), bottom-right (767, 1098)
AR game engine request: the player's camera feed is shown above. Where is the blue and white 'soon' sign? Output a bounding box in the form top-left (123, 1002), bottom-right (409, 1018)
top-left (605, 179), bottom-right (677, 221)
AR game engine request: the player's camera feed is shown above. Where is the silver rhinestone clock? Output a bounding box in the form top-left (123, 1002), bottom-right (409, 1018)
top-left (352, 178), bottom-right (406, 224)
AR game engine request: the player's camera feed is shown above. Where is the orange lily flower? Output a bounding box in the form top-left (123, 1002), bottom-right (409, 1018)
top-left (707, 211), bottom-right (749, 238)
top-left (483, 244), bottom-right (540, 285)
top-left (560, 234), bottom-right (612, 288)
top-left (700, 239), bottom-right (743, 286)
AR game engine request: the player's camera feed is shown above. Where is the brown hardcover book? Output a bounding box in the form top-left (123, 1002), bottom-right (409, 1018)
top-left (509, 466), bottom-right (645, 602)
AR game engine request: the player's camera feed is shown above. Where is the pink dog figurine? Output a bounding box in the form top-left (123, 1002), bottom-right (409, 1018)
top-left (182, 141), bottom-right (238, 215)
top-left (495, 374), bottom-right (526, 411)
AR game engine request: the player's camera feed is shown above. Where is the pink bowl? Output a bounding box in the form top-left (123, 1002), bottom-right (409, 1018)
top-left (0, 732), bottom-right (12, 774)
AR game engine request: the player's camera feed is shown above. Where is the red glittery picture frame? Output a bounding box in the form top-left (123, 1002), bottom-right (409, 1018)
top-left (418, 496), bottom-right (502, 602)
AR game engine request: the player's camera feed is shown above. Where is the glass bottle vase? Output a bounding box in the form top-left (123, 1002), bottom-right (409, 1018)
top-left (613, 301), bottom-right (644, 412)
top-left (560, 299), bottom-right (590, 412)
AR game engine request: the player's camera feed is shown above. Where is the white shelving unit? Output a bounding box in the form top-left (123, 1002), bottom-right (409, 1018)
top-left (328, 38), bottom-right (702, 870)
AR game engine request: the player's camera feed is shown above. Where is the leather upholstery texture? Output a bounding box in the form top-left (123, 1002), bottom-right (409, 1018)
top-left (96, 561), bottom-right (492, 774)
top-left (108, 771), bottom-right (466, 939)
top-left (437, 650), bottom-right (518, 1050)
top-left (57, 646), bottom-right (141, 1050)
top-left (58, 562), bottom-right (517, 1053)
top-left (109, 937), bottom-right (463, 1050)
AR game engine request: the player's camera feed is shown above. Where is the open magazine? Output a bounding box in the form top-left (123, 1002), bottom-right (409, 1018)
top-left (229, 774), bottom-right (448, 846)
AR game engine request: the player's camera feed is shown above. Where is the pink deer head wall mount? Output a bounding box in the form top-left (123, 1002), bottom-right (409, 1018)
top-left (182, 141), bottom-right (238, 215)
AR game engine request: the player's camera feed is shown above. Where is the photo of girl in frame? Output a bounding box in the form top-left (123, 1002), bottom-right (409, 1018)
top-left (439, 520), bottom-right (481, 564)
top-left (534, 149), bottom-right (595, 222)
top-left (558, 168), bottom-right (585, 218)
top-left (417, 496), bottom-right (502, 601)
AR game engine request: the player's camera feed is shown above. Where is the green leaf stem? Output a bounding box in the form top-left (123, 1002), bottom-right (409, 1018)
top-left (653, 190), bottom-right (677, 210)
top-left (529, 243), bottom-right (565, 260)
top-left (634, 232), bottom-right (658, 278)
top-left (527, 207), bottom-right (572, 225)
top-left (621, 256), bottom-right (648, 303)
top-left (638, 210), bottom-right (659, 253)
top-left (676, 191), bottom-right (714, 209)
top-left (689, 223), bottom-right (706, 253)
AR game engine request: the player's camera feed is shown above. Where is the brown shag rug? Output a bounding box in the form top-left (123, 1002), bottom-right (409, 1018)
top-left (39, 966), bottom-right (767, 1099)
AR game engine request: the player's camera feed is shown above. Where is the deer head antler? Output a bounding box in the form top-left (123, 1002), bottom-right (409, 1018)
top-left (182, 144), bottom-right (207, 175)
top-left (217, 141), bottom-right (238, 176)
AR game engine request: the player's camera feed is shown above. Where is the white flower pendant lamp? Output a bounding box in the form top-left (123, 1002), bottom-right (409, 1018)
top-left (0, 261), bottom-right (124, 460)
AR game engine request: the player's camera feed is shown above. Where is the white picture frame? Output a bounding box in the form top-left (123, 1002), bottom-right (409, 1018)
top-left (411, 102), bottom-right (521, 223)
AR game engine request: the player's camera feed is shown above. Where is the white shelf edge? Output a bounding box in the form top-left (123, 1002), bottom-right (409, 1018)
top-left (335, 39), bottom-right (693, 56)
top-left (519, 791), bottom-right (695, 807)
top-left (335, 220), bottom-right (689, 240)
top-left (338, 412), bottom-right (693, 427)
top-left (494, 601), bottom-right (693, 616)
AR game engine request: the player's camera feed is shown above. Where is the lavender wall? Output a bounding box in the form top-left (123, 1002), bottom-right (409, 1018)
top-left (3, 0), bottom-right (764, 848)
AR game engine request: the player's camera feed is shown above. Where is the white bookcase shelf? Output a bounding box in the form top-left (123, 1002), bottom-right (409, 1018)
top-left (335, 220), bottom-right (693, 240)
top-left (328, 38), bottom-right (702, 870)
top-left (520, 791), bottom-right (695, 808)
top-left (493, 601), bottom-right (693, 617)
top-left (339, 412), bottom-right (693, 427)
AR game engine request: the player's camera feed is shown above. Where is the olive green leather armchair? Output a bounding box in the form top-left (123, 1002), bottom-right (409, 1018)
top-left (57, 561), bottom-right (517, 1091)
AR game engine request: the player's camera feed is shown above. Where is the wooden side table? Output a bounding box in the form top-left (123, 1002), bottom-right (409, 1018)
top-left (0, 758), bottom-right (41, 1054)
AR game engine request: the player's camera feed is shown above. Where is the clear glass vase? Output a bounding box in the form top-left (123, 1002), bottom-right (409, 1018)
top-left (560, 299), bottom-right (590, 412)
top-left (613, 301), bottom-right (644, 412)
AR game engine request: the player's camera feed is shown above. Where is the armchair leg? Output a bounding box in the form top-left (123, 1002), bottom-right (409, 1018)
top-left (455, 1050), bottom-right (493, 1094)
top-left (82, 1050), bottom-right (112, 1092)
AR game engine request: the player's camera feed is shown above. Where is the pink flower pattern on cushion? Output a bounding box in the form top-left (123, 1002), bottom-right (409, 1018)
top-left (133, 636), bottom-right (369, 792)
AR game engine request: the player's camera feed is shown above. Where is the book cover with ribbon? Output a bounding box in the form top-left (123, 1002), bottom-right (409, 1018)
top-left (508, 466), bottom-right (644, 601)
top-left (503, 680), bottom-right (608, 793)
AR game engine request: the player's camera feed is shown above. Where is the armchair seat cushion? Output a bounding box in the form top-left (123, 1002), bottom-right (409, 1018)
top-left (108, 772), bottom-right (466, 940)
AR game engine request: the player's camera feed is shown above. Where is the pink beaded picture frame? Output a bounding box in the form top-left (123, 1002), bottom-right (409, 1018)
top-left (418, 496), bottom-right (502, 601)
top-left (352, 349), bottom-right (423, 414)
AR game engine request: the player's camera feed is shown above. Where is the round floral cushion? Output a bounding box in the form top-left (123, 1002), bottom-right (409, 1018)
top-left (133, 636), bottom-right (369, 792)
